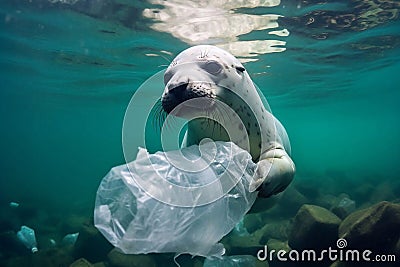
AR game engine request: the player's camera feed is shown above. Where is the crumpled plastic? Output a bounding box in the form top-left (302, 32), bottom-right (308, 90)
top-left (94, 141), bottom-right (258, 257)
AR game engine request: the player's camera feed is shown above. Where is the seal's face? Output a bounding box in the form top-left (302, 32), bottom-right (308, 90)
top-left (161, 45), bottom-right (246, 116)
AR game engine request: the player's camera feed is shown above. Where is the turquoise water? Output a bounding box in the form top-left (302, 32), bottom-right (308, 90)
top-left (0, 0), bottom-right (399, 266)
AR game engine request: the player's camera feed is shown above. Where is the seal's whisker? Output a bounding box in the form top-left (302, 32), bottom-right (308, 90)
top-left (219, 104), bottom-right (232, 136)
top-left (211, 107), bottom-right (223, 136)
top-left (151, 98), bottom-right (167, 132)
top-left (213, 98), bottom-right (230, 134)
top-left (162, 111), bottom-right (181, 134)
top-left (218, 111), bottom-right (228, 135)
top-left (211, 111), bottom-right (218, 135)
top-left (206, 118), bottom-right (211, 130)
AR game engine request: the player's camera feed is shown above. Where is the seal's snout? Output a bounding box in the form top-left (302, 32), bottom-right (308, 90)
top-left (162, 82), bottom-right (189, 114)
top-left (168, 82), bottom-right (189, 99)
top-left (162, 80), bottom-right (213, 114)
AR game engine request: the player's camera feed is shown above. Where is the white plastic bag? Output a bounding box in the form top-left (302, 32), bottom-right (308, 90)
top-left (94, 141), bottom-right (257, 257)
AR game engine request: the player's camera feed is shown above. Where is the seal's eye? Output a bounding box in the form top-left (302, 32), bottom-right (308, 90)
top-left (204, 61), bottom-right (222, 74)
top-left (235, 66), bottom-right (245, 73)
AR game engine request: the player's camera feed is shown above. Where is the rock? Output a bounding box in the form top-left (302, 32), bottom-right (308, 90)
top-left (222, 229), bottom-right (264, 256)
top-left (294, 177), bottom-right (320, 200)
top-left (329, 261), bottom-right (348, 267)
top-left (395, 238), bottom-right (400, 259)
top-left (37, 235), bottom-right (58, 250)
top-left (278, 186), bottom-right (310, 216)
top-left (243, 214), bottom-right (263, 234)
top-left (172, 254), bottom-right (204, 267)
top-left (193, 258), bottom-right (204, 267)
top-left (314, 194), bottom-right (337, 210)
top-left (266, 239), bottom-right (290, 252)
top-left (337, 208), bottom-right (365, 235)
top-left (288, 204), bottom-right (342, 250)
top-left (248, 195), bottom-right (280, 214)
top-left (153, 253), bottom-right (203, 267)
top-left (265, 239), bottom-right (291, 267)
top-left (370, 182), bottom-right (396, 204)
top-left (330, 194), bottom-right (356, 219)
top-left (0, 231), bottom-right (26, 258)
top-left (339, 201), bottom-right (400, 253)
top-left (70, 258), bottom-right (93, 267)
top-left (324, 169), bottom-right (355, 194)
top-left (2, 256), bottom-right (28, 267)
top-left (61, 214), bottom-right (90, 233)
top-left (225, 218), bottom-right (290, 256)
top-left (73, 221), bottom-right (113, 263)
top-left (3, 248), bottom-right (74, 267)
top-left (35, 248), bottom-right (75, 267)
top-left (203, 255), bottom-right (268, 267)
top-left (258, 221), bottom-right (290, 243)
top-left (107, 248), bottom-right (156, 267)
top-left (353, 183), bottom-right (374, 203)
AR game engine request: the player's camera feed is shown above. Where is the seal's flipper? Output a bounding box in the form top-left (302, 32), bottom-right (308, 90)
top-left (250, 148), bottom-right (295, 198)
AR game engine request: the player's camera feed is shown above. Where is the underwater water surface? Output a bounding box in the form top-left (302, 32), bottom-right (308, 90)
top-left (0, 0), bottom-right (399, 266)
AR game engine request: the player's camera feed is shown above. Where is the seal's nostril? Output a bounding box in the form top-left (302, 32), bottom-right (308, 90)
top-left (162, 82), bottom-right (191, 113)
top-left (168, 83), bottom-right (189, 96)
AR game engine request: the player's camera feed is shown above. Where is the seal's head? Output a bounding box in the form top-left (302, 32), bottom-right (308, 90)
top-left (161, 45), bottom-right (247, 117)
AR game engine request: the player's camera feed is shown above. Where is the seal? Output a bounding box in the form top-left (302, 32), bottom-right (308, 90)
top-left (161, 45), bottom-right (295, 198)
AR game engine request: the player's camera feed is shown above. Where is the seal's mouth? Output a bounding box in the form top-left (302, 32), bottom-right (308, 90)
top-left (163, 95), bottom-right (215, 118)
top-left (161, 82), bottom-right (214, 115)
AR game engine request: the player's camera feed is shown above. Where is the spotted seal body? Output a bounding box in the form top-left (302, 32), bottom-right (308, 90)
top-left (161, 45), bottom-right (295, 198)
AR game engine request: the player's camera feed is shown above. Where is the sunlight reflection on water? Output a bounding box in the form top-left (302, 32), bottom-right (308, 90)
top-left (143, 0), bottom-right (288, 62)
